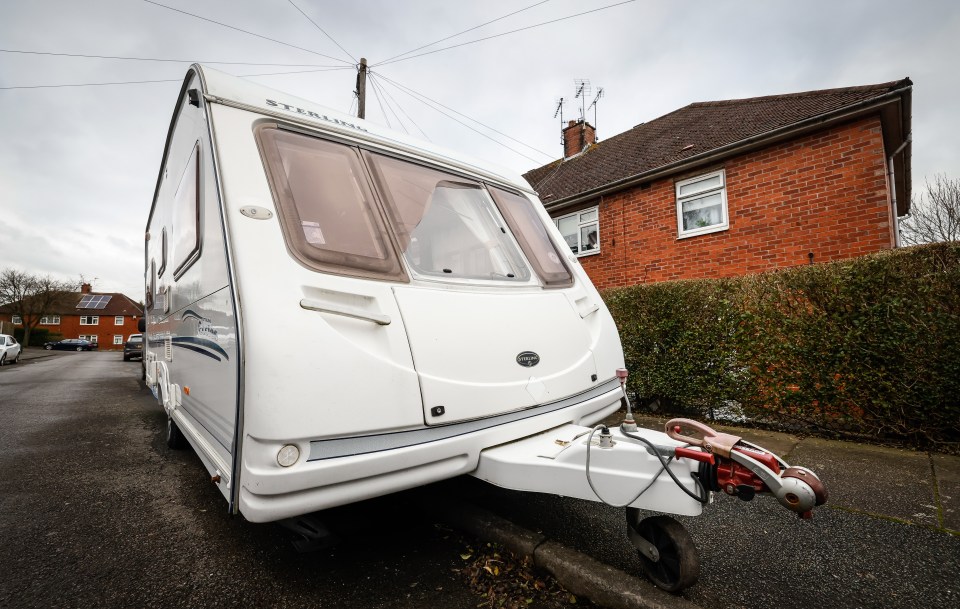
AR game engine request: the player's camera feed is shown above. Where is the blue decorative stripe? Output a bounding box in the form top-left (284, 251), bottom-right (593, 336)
top-left (171, 341), bottom-right (222, 361)
top-left (171, 336), bottom-right (229, 360)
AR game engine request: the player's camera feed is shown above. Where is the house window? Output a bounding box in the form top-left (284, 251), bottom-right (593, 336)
top-left (12, 315), bottom-right (22, 324)
top-left (115, 316), bottom-right (124, 325)
top-left (80, 316), bottom-right (99, 325)
top-left (676, 169), bottom-right (728, 238)
top-left (113, 335), bottom-right (123, 345)
top-left (554, 207), bottom-right (599, 256)
top-left (79, 334), bottom-right (98, 344)
top-left (40, 315), bottom-right (61, 325)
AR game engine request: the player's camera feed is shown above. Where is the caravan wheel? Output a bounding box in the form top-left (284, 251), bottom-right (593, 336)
top-left (166, 416), bottom-right (188, 450)
top-left (631, 515), bottom-right (699, 592)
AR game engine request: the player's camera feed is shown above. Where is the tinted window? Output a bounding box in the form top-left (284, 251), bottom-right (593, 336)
top-left (489, 188), bottom-right (573, 288)
top-left (258, 128), bottom-right (404, 280)
top-left (173, 144), bottom-right (201, 277)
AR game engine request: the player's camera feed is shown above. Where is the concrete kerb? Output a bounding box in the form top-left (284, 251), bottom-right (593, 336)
top-left (431, 496), bottom-right (702, 609)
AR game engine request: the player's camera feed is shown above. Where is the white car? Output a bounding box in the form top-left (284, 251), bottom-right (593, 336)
top-left (0, 334), bottom-right (21, 366)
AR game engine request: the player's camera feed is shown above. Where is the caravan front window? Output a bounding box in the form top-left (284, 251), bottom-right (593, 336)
top-left (258, 128), bottom-right (404, 280)
top-left (366, 153), bottom-right (532, 283)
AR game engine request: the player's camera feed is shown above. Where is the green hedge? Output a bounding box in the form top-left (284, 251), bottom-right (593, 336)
top-left (13, 327), bottom-right (61, 347)
top-left (602, 242), bottom-right (960, 450)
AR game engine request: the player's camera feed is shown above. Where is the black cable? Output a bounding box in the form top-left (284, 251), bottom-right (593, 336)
top-left (373, 72), bottom-right (553, 160)
top-left (366, 74), bottom-right (394, 130)
top-left (375, 0), bottom-right (552, 66)
top-left (141, 0), bottom-right (352, 65)
top-left (370, 75), bottom-right (431, 141)
top-left (0, 66), bottom-right (353, 91)
top-left (620, 426), bottom-right (710, 504)
top-left (0, 48), bottom-right (338, 67)
top-left (370, 73), bottom-right (543, 164)
top-left (368, 74), bottom-right (408, 134)
top-left (285, 0), bottom-right (356, 64)
top-left (373, 0), bottom-right (637, 67)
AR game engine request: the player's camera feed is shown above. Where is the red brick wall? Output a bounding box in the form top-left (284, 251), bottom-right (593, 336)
top-left (1, 314), bottom-right (141, 350)
top-left (571, 116), bottom-right (893, 290)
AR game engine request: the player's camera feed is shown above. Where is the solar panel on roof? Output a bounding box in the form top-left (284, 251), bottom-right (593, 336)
top-left (77, 294), bottom-right (112, 309)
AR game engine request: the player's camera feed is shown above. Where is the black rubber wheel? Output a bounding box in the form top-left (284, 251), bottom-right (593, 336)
top-left (0, 354), bottom-right (5, 366)
top-left (13, 351), bottom-right (19, 363)
top-left (166, 415), bottom-right (188, 450)
top-left (76, 346), bottom-right (83, 352)
top-left (123, 355), bottom-right (130, 361)
top-left (45, 345), bottom-right (52, 350)
top-left (632, 515), bottom-right (699, 592)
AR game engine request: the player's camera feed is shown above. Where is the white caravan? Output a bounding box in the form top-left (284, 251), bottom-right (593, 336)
top-left (145, 66), bottom-right (825, 592)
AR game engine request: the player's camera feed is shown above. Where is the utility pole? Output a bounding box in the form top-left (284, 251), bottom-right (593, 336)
top-left (356, 57), bottom-right (368, 119)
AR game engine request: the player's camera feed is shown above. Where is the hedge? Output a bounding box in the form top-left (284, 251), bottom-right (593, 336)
top-left (13, 327), bottom-right (61, 347)
top-left (602, 242), bottom-right (960, 450)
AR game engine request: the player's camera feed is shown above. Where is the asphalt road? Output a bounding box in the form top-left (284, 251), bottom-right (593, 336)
top-left (3, 351), bottom-right (958, 609)
top-left (0, 352), bottom-right (485, 609)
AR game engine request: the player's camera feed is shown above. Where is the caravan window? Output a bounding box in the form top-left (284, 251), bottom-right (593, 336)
top-left (172, 144), bottom-right (201, 278)
top-left (488, 188), bottom-right (573, 288)
top-left (366, 153), bottom-right (532, 283)
top-left (257, 128), bottom-right (404, 280)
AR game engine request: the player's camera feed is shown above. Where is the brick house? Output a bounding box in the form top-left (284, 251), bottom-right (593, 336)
top-left (523, 79), bottom-right (913, 290)
top-left (0, 283), bottom-right (143, 351)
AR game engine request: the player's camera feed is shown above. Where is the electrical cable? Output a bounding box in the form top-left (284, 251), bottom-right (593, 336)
top-left (370, 75), bottom-right (431, 141)
top-left (583, 424), bottom-right (709, 508)
top-left (141, 0), bottom-right (352, 65)
top-left (372, 0), bottom-right (637, 67)
top-left (0, 48), bottom-right (339, 67)
top-left (368, 73), bottom-right (408, 134)
top-left (367, 74), bottom-right (393, 129)
top-left (375, 0), bottom-right (552, 66)
top-left (0, 66), bottom-right (354, 91)
top-left (285, 0), bottom-right (357, 64)
top-left (373, 72), bottom-right (553, 160)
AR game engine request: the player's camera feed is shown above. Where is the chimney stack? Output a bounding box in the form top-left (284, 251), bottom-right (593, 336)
top-left (81, 283), bottom-right (92, 294)
top-left (563, 119), bottom-right (596, 158)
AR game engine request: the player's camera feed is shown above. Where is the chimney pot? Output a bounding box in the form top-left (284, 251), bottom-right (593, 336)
top-left (562, 119), bottom-right (597, 159)
top-left (81, 283), bottom-right (92, 294)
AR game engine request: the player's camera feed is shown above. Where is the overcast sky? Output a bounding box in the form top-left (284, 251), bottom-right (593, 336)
top-left (1, 0), bottom-right (957, 301)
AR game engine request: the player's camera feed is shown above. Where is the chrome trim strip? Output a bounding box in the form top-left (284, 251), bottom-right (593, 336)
top-left (299, 298), bottom-right (391, 326)
top-left (308, 378), bottom-right (620, 461)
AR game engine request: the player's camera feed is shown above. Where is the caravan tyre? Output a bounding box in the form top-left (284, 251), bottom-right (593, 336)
top-left (166, 416), bottom-right (188, 450)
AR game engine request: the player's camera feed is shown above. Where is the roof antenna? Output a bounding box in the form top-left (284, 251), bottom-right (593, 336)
top-left (588, 87), bottom-right (604, 136)
top-left (553, 97), bottom-right (564, 145)
top-left (574, 79), bottom-right (591, 121)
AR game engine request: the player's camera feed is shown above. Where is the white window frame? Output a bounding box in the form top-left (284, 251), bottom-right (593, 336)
top-left (113, 335), bottom-right (123, 345)
top-left (40, 315), bottom-right (61, 325)
top-left (12, 315), bottom-right (22, 324)
top-left (554, 206), bottom-right (600, 257)
top-left (676, 169), bottom-right (729, 239)
top-left (79, 334), bottom-right (98, 344)
top-left (114, 316), bottom-right (124, 325)
top-left (80, 316), bottom-right (99, 326)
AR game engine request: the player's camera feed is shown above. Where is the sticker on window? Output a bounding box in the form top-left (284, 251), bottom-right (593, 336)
top-left (301, 221), bottom-right (326, 245)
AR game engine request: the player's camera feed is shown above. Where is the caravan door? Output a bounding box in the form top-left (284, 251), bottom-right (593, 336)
top-left (364, 153), bottom-right (600, 426)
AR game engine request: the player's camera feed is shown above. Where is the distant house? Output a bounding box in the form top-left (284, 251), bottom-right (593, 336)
top-left (523, 79), bottom-right (913, 290)
top-left (0, 283), bottom-right (143, 350)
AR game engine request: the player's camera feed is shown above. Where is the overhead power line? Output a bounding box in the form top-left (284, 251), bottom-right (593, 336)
top-left (374, 72), bottom-right (553, 160)
top-left (372, 72), bottom-right (550, 164)
top-left (285, 0), bottom-right (356, 64)
top-left (373, 0), bottom-right (637, 67)
top-left (141, 0), bottom-right (353, 65)
top-left (376, 0), bottom-right (552, 66)
top-left (369, 73), bottom-right (431, 141)
top-left (0, 48), bottom-right (341, 67)
top-left (0, 66), bottom-right (354, 91)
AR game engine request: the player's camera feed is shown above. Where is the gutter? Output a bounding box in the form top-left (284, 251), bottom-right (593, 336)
top-left (542, 86), bottom-right (912, 213)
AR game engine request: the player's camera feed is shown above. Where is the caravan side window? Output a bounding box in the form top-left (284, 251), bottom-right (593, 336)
top-left (257, 127), bottom-right (404, 281)
top-left (172, 144), bottom-right (202, 278)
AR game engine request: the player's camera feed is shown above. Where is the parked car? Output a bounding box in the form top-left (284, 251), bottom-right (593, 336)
top-left (123, 334), bottom-right (143, 361)
top-left (43, 339), bottom-right (98, 351)
top-left (0, 333), bottom-right (22, 365)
